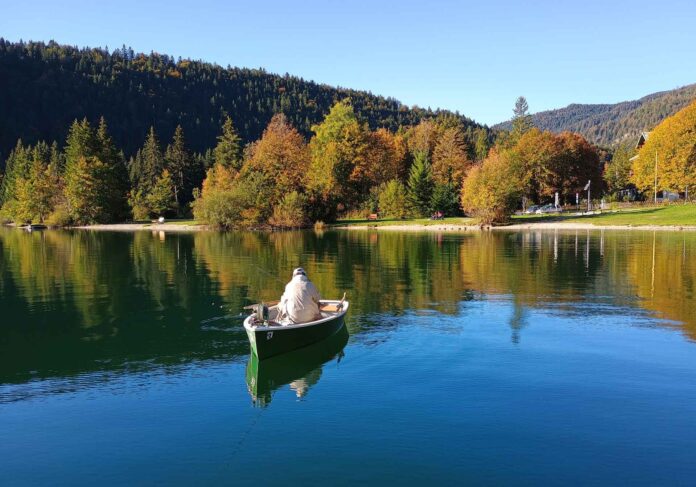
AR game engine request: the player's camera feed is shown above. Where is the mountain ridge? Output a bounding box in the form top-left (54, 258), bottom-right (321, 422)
top-left (494, 84), bottom-right (696, 147)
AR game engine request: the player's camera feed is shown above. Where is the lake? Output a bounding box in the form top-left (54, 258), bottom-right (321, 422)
top-left (1, 227), bottom-right (696, 485)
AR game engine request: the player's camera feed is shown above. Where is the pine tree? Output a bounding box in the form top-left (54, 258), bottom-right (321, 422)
top-left (407, 151), bottom-right (434, 216)
top-left (64, 156), bottom-right (109, 224)
top-left (165, 125), bottom-right (199, 211)
top-left (213, 116), bottom-right (243, 170)
top-left (0, 140), bottom-right (30, 205)
top-left (96, 117), bottom-right (129, 220)
top-left (511, 96), bottom-right (533, 140)
top-left (65, 118), bottom-right (98, 168)
top-left (136, 126), bottom-right (165, 193)
top-left (474, 127), bottom-right (491, 161)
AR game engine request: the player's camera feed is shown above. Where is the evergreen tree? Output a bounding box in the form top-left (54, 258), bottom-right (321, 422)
top-left (511, 96), bottom-right (533, 140)
top-left (96, 117), bottom-right (129, 220)
top-left (133, 126), bottom-right (164, 193)
top-left (474, 127), bottom-right (491, 161)
top-left (213, 116), bottom-right (243, 170)
top-left (430, 182), bottom-right (460, 216)
top-left (0, 140), bottom-right (30, 205)
top-left (407, 151), bottom-right (434, 216)
top-left (65, 118), bottom-right (99, 168)
top-left (165, 125), bottom-right (199, 211)
top-left (64, 156), bottom-right (110, 224)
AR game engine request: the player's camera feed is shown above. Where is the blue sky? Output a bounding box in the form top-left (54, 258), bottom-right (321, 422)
top-left (2, 0), bottom-right (695, 125)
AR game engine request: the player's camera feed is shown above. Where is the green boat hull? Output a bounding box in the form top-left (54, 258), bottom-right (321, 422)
top-left (245, 312), bottom-right (346, 360)
top-left (246, 325), bottom-right (349, 406)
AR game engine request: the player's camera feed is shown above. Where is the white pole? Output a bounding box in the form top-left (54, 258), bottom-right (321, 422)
top-left (654, 150), bottom-right (658, 205)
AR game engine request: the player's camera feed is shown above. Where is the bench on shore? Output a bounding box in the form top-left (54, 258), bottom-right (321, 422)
top-left (367, 213), bottom-right (379, 221)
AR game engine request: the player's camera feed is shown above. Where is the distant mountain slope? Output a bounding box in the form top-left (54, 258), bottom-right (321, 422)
top-left (495, 84), bottom-right (696, 147)
top-left (0, 39), bottom-right (484, 159)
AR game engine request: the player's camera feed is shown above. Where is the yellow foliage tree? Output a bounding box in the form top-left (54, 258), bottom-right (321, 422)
top-left (631, 100), bottom-right (696, 195)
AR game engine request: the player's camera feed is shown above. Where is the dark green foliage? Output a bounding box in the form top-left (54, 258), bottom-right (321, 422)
top-left (0, 39), bottom-right (486, 158)
top-left (213, 116), bottom-right (243, 170)
top-left (130, 127), bottom-right (164, 193)
top-left (165, 125), bottom-right (203, 212)
top-left (495, 84), bottom-right (696, 147)
top-left (407, 151), bottom-right (434, 216)
top-left (430, 182), bottom-right (460, 216)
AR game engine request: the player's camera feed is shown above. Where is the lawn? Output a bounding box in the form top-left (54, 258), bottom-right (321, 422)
top-left (512, 204), bottom-right (696, 226)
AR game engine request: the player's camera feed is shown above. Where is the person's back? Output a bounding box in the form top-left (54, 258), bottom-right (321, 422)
top-left (279, 268), bottom-right (321, 324)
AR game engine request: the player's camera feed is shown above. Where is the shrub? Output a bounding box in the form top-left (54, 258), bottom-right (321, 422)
top-left (192, 189), bottom-right (246, 228)
top-left (378, 179), bottom-right (412, 218)
top-left (269, 191), bottom-right (308, 228)
top-left (45, 203), bottom-right (72, 227)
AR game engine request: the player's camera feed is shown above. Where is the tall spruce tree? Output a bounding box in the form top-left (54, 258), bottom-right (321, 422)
top-left (132, 126), bottom-right (165, 193)
top-left (407, 151), bottom-right (434, 216)
top-left (213, 116), bottom-right (243, 170)
top-left (165, 125), bottom-right (199, 211)
top-left (96, 117), bottom-right (129, 220)
top-left (511, 96), bottom-right (533, 140)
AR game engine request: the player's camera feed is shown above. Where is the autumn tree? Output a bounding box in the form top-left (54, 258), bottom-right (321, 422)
top-left (431, 126), bottom-right (472, 186)
top-left (461, 149), bottom-right (524, 224)
top-left (406, 119), bottom-right (439, 159)
top-left (307, 100), bottom-right (370, 212)
top-left (604, 143), bottom-right (634, 195)
top-left (631, 100), bottom-right (696, 196)
top-left (360, 128), bottom-right (408, 188)
top-left (241, 113), bottom-right (309, 212)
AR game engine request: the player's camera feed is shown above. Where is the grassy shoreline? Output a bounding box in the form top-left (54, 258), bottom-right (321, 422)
top-left (5, 205), bottom-right (695, 232)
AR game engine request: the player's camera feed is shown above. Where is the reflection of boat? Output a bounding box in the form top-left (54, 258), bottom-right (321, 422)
top-left (23, 224), bottom-right (47, 232)
top-left (246, 325), bottom-right (349, 407)
top-left (243, 299), bottom-right (349, 359)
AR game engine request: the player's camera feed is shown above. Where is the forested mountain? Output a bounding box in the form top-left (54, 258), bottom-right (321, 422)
top-left (0, 39), bottom-right (484, 161)
top-left (494, 84), bottom-right (696, 147)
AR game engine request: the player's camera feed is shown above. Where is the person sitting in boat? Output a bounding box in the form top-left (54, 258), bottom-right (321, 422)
top-left (278, 268), bottom-right (322, 324)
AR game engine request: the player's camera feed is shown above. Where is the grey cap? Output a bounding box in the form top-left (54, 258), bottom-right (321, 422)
top-left (293, 267), bottom-right (306, 277)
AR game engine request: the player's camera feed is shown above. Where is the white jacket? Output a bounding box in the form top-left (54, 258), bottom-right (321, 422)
top-left (279, 274), bottom-right (321, 324)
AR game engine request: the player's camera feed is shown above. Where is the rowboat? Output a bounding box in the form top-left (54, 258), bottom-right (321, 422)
top-left (243, 299), bottom-right (349, 360)
top-left (246, 325), bottom-right (349, 406)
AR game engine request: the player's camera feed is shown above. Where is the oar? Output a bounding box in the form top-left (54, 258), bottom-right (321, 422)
top-left (243, 300), bottom-right (280, 311)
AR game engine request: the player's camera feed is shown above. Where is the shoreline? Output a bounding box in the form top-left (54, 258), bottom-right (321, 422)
top-left (5, 221), bottom-right (696, 233)
top-left (334, 222), bottom-right (696, 232)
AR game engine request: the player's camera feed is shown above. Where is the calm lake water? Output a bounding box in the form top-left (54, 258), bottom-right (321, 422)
top-left (1, 227), bottom-right (696, 485)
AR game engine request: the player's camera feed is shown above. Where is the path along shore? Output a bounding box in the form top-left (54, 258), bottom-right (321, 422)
top-left (64, 221), bottom-right (696, 232)
top-left (334, 222), bottom-right (696, 232)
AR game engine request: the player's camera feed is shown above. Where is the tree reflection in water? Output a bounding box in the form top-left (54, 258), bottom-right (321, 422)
top-left (1, 227), bottom-right (695, 400)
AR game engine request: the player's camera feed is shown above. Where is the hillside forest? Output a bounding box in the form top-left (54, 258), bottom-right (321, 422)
top-left (0, 40), bottom-right (694, 227)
